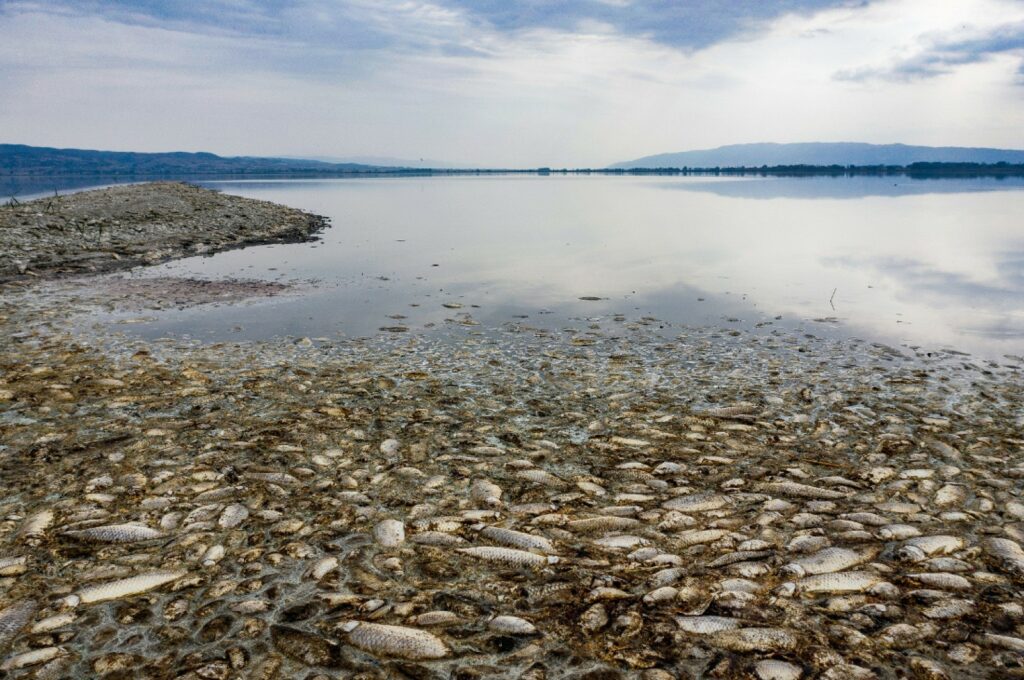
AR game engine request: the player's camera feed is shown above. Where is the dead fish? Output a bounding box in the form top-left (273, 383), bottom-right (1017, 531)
top-left (896, 536), bottom-right (966, 562)
top-left (201, 544), bottom-right (225, 567)
top-left (709, 627), bottom-right (797, 652)
top-left (758, 482), bottom-right (847, 500)
top-left (662, 493), bottom-right (730, 513)
top-left (878, 524), bottom-right (922, 540)
top-left (63, 523), bottom-right (163, 543)
top-left (701, 404), bottom-right (757, 419)
top-left (69, 570), bottom-right (187, 606)
top-left (568, 516), bottom-right (641, 533)
top-left (676, 529), bottom-right (728, 547)
top-left (781, 547), bottom-right (874, 577)
top-left (19, 510), bottom-right (54, 541)
top-left (457, 547), bottom-right (558, 568)
top-left (411, 611), bottom-right (461, 627)
top-left (310, 556), bottom-right (339, 580)
top-left (0, 646), bottom-right (65, 671)
top-left (218, 504), bottom-right (249, 529)
top-left (0, 557), bottom-right (27, 577)
top-left (29, 612), bottom-right (77, 634)
top-left (594, 535), bottom-right (648, 550)
top-left (676, 616), bottom-right (743, 634)
top-left (754, 660), bottom-right (803, 680)
top-left (922, 599), bottom-right (974, 619)
top-left (410, 531), bottom-right (465, 546)
top-left (471, 479), bottom-right (503, 506)
top-left (982, 537), bottom-right (1024, 576)
top-left (340, 621), bottom-right (450, 660)
top-left (909, 573), bottom-right (972, 591)
top-left (479, 526), bottom-right (556, 554)
top-left (516, 469), bottom-right (567, 488)
top-left (488, 615), bottom-right (537, 634)
top-left (781, 571), bottom-right (886, 595)
top-left (0, 600), bottom-right (37, 649)
top-left (374, 519), bottom-right (405, 548)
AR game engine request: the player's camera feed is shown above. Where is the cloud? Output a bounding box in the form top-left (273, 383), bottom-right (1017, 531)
top-left (836, 20), bottom-right (1024, 81)
top-left (1, 0), bottom-right (1023, 165)
top-left (13, 0), bottom-right (873, 52)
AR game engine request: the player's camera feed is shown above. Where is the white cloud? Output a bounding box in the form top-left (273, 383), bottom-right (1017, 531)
top-left (0, 0), bottom-right (1022, 166)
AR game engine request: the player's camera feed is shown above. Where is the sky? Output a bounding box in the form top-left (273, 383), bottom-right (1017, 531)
top-left (1, 0), bottom-right (1023, 167)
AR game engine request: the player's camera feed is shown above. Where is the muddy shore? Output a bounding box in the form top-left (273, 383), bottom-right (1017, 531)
top-left (0, 188), bottom-right (1023, 679)
top-left (0, 182), bottom-right (328, 282)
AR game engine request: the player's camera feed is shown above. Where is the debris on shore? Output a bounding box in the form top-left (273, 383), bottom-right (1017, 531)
top-left (0, 182), bottom-right (328, 282)
top-left (0, 186), bottom-right (1022, 679)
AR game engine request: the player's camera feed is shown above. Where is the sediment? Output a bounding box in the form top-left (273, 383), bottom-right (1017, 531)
top-left (0, 182), bottom-right (328, 282)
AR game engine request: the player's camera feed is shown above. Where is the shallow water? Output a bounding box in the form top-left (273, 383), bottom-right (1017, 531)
top-left (59, 174), bottom-right (1024, 357)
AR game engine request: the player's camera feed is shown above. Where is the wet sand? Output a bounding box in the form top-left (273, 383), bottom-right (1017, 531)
top-left (0, 188), bottom-right (1023, 679)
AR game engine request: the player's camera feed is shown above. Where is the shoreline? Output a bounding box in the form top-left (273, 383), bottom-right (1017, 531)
top-left (0, 182), bottom-right (328, 283)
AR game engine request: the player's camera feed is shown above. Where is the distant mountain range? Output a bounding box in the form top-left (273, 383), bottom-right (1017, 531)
top-left (283, 155), bottom-right (462, 169)
top-left (610, 142), bottom-right (1024, 169)
top-left (0, 144), bottom-right (386, 175)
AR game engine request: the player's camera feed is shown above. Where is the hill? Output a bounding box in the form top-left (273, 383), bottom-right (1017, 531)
top-left (610, 142), bottom-right (1024, 169)
top-left (0, 144), bottom-right (382, 176)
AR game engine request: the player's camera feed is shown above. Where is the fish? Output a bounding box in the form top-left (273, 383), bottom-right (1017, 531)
top-left (19, 510), bottom-right (54, 541)
top-left (340, 621), bottom-right (450, 660)
top-left (781, 547), bottom-right (874, 577)
top-left (661, 493), bottom-right (730, 513)
top-left (71, 570), bottom-right (187, 605)
top-left (479, 526), bottom-right (556, 553)
top-left (676, 616), bottom-right (743, 634)
top-left (709, 627), bottom-right (798, 652)
top-left (471, 479), bottom-right (503, 505)
top-left (63, 523), bottom-right (163, 543)
top-left (0, 556), bottom-right (27, 576)
top-left (758, 482), bottom-right (847, 500)
top-left (782, 571), bottom-right (886, 595)
top-left (0, 600), bottom-right (37, 649)
top-left (457, 547), bottom-right (558, 568)
top-left (0, 646), bottom-right (65, 671)
top-left (488, 616), bottom-right (537, 634)
top-left (982, 537), bottom-right (1024, 576)
top-left (218, 504), bottom-right (249, 528)
top-left (373, 519), bottom-right (405, 547)
top-left (567, 516), bottom-right (641, 533)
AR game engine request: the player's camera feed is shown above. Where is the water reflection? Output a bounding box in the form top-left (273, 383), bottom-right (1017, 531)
top-left (667, 175), bottom-right (1024, 199)
top-left (69, 174), bottom-right (1024, 358)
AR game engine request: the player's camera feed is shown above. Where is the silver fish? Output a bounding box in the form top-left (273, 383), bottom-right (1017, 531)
top-left (457, 546), bottom-right (558, 568)
top-left (781, 547), bottom-right (874, 577)
top-left (73, 570), bottom-right (187, 605)
top-left (63, 523), bottom-right (163, 543)
top-left (480, 526), bottom-right (556, 553)
top-left (218, 504), bottom-right (249, 529)
top-left (709, 627), bottom-right (798, 652)
top-left (758, 482), bottom-right (847, 500)
top-left (0, 600), bottom-right (37, 649)
top-left (661, 493), bottom-right (730, 513)
top-left (341, 621), bottom-right (450, 660)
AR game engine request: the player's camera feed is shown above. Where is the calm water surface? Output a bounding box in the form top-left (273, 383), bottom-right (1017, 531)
top-left (90, 174), bottom-right (1023, 357)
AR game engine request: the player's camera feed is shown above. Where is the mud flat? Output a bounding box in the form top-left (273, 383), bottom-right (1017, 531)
top-left (0, 182), bottom-right (328, 282)
top-left (1, 191), bottom-right (1024, 679)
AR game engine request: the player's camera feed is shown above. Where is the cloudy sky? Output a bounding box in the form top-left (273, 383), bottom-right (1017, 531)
top-left (1, 0), bottom-right (1022, 166)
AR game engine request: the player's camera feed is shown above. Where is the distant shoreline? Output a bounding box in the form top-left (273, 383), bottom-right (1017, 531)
top-left (4, 162), bottom-right (1024, 182)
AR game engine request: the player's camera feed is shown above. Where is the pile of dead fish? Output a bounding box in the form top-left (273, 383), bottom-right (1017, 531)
top-left (1, 300), bottom-right (1023, 678)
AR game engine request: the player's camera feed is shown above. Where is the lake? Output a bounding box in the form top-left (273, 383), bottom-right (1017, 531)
top-left (56, 174), bottom-right (1024, 358)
